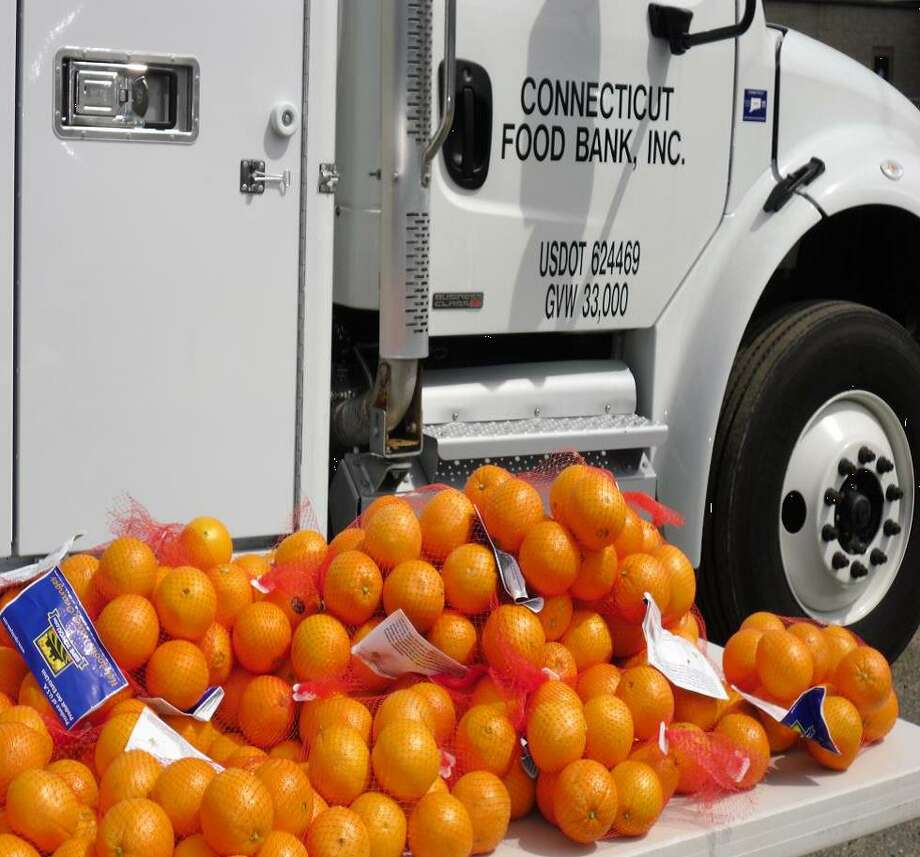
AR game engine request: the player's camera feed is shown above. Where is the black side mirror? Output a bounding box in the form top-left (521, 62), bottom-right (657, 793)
top-left (649, 0), bottom-right (757, 55)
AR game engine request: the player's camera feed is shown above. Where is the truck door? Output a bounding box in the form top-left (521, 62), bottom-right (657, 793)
top-left (429, 0), bottom-right (736, 336)
top-left (16, 0), bottom-right (307, 551)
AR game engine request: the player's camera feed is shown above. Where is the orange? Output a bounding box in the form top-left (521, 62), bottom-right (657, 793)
top-left (526, 695), bottom-right (586, 774)
top-left (412, 683), bottom-right (457, 746)
top-left (628, 741), bottom-right (679, 803)
top-left (0, 723), bottom-right (53, 800)
top-left (481, 478), bottom-right (544, 553)
top-left (98, 749), bottom-right (163, 813)
top-left (670, 611), bottom-right (701, 644)
top-left (363, 504), bottom-right (421, 571)
top-left (638, 518), bottom-right (663, 553)
top-left (561, 468), bottom-right (626, 551)
top-left (824, 625), bottom-right (859, 674)
top-left (834, 646), bottom-right (892, 714)
top-left (266, 587), bottom-right (317, 627)
top-left (225, 745), bottom-right (268, 771)
top-left (310, 791), bottom-right (329, 821)
top-left (151, 757), bottom-right (215, 837)
top-left (179, 516), bottom-right (233, 569)
top-left (328, 528), bottom-right (366, 557)
top-left (350, 793), bottom-right (406, 857)
top-left (807, 695), bottom-right (864, 771)
top-left (425, 777), bottom-right (449, 796)
top-left (526, 679), bottom-right (581, 715)
top-left (200, 622), bottom-right (234, 685)
top-left (216, 668), bottom-right (253, 729)
top-left (200, 768), bottom-right (274, 855)
top-left (51, 839), bottom-right (92, 857)
top-left (542, 643), bottom-right (577, 686)
top-left (757, 710), bottom-right (799, 753)
top-left (154, 566), bottom-right (218, 641)
top-left (362, 496), bottom-right (407, 526)
top-left (407, 794), bottom-right (474, 857)
top-left (300, 694), bottom-right (372, 750)
top-left (616, 666), bottom-right (674, 741)
top-left (441, 545), bottom-right (497, 616)
top-left (535, 771), bottom-right (558, 824)
top-left (788, 622), bottom-right (831, 685)
top-left (235, 554), bottom-right (272, 580)
top-left (518, 521), bottom-right (580, 597)
top-left (610, 760), bottom-right (664, 837)
top-left (0, 835), bottom-right (39, 857)
top-left (323, 552), bottom-right (383, 626)
top-left (164, 716), bottom-right (217, 754)
top-left (0, 705), bottom-right (47, 736)
top-left (652, 545), bottom-right (696, 623)
top-left (307, 806), bottom-right (370, 857)
top-left (553, 759), bottom-right (618, 843)
top-left (93, 712), bottom-right (140, 777)
top-left (455, 705), bottom-right (517, 777)
top-left (174, 834), bottom-right (219, 857)
top-left (741, 612), bottom-right (785, 634)
top-left (863, 689), bottom-right (899, 743)
top-left (372, 688), bottom-right (436, 741)
top-left (239, 676), bottom-right (295, 748)
top-left (714, 713), bottom-right (771, 789)
top-left (207, 563), bottom-right (253, 628)
top-left (570, 546), bottom-right (617, 602)
top-left (481, 605), bottom-right (545, 676)
top-left (291, 614), bottom-right (350, 682)
top-left (559, 610), bottom-right (612, 671)
top-left (15, 674), bottom-right (54, 719)
top-left (146, 640), bottom-right (210, 711)
top-left (668, 723), bottom-right (708, 795)
top-left (469, 677), bottom-right (521, 721)
top-left (0, 592), bottom-right (19, 648)
top-left (255, 758), bottom-right (313, 836)
top-left (0, 691), bottom-right (10, 713)
top-left (672, 686), bottom-right (723, 731)
top-left (451, 772), bottom-right (510, 854)
top-left (95, 537), bottom-right (158, 601)
top-left (613, 553), bottom-right (670, 623)
top-left (427, 611), bottom-right (478, 665)
top-left (756, 630), bottom-right (814, 705)
top-left (722, 628), bottom-right (763, 692)
top-left (549, 464), bottom-right (589, 528)
top-left (382, 560), bottom-right (444, 633)
top-left (577, 663), bottom-right (622, 702)
top-left (274, 529), bottom-right (327, 570)
top-left (537, 595), bottom-right (572, 642)
top-left (233, 602), bottom-right (293, 675)
top-left (420, 489), bottom-right (476, 561)
top-left (95, 594), bottom-right (160, 671)
top-left (96, 799), bottom-right (174, 857)
top-left (350, 620), bottom-right (392, 692)
top-left (463, 465), bottom-right (511, 513)
top-left (46, 760), bottom-right (97, 809)
top-left (6, 769), bottom-right (79, 851)
top-left (613, 507), bottom-right (645, 558)
top-left (269, 740), bottom-right (303, 761)
top-left (258, 831), bottom-right (308, 857)
top-left (372, 721), bottom-right (440, 802)
top-left (501, 748), bottom-right (535, 820)
top-left (583, 694), bottom-right (634, 767)
top-left (309, 724), bottom-right (370, 806)
top-left (59, 555), bottom-right (102, 618)
top-left (208, 733), bottom-right (242, 765)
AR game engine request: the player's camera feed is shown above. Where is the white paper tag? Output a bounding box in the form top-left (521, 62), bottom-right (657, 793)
top-left (734, 687), bottom-right (788, 722)
top-left (642, 594), bottom-right (728, 700)
top-left (351, 609), bottom-right (468, 679)
top-left (0, 533), bottom-right (86, 591)
top-left (137, 686), bottom-right (225, 722)
top-left (126, 707), bottom-right (222, 770)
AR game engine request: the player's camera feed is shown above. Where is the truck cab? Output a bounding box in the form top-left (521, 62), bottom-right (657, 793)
top-left (4, 0), bottom-right (920, 658)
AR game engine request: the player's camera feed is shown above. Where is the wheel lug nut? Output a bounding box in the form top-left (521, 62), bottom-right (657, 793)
top-left (832, 552), bottom-right (849, 570)
top-left (877, 457), bottom-right (894, 474)
top-left (821, 524), bottom-right (839, 542)
top-left (838, 458), bottom-right (857, 477)
top-left (884, 519), bottom-right (902, 536)
top-left (854, 540), bottom-right (867, 555)
top-left (887, 485), bottom-right (903, 502)
top-left (825, 489), bottom-right (842, 505)
top-left (858, 446), bottom-right (876, 464)
top-left (870, 549), bottom-right (887, 566)
top-left (850, 562), bottom-right (870, 580)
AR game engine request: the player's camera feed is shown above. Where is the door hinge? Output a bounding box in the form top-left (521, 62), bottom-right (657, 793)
top-left (318, 163), bottom-right (340, 194)
top-left (764, 157), bottom-right (826, 213)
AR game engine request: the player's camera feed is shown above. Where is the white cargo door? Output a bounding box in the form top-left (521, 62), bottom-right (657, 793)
top-left (429, 0), bottom-right (736, 336)
top-left (17, 0), bottom-right (306, 552)
top-left (0, 0), bottom-right (13, 555)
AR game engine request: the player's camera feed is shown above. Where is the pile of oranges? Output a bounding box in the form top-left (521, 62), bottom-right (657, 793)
top-left (0, 459), bottom-right (903, 857)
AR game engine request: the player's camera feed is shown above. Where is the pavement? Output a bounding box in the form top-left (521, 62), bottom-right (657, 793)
top-left (809, 629), bottom-right (920, 856)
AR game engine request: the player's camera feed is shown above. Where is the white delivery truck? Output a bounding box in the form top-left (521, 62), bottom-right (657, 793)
top-left (3, 0), bottom-right (920, 660)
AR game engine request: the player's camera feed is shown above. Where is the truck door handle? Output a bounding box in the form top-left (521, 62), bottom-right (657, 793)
top-left (438, 59), bottom-right (493, 191)
top-left (764, 158), bottom-right (826, 213)
top-left (649, 0), bottom-right (757, 55)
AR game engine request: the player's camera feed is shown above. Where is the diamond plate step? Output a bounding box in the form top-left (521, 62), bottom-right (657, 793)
top-left (425, 414), bottom-right (668, 460)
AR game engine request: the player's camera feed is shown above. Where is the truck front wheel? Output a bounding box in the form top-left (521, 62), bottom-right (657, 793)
top-left (702, 301), bottom-right (920, 660)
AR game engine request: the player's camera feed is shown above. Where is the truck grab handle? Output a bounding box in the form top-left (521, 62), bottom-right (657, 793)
top-left (649, 0), bottom-right (756, 55)
top-left (424, 0), bottom-right (457, 166)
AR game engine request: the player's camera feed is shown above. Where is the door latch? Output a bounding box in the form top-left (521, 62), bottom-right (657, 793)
top-left (240, 159), bottom-right (292, 195)
top-left (764, 157), bottom-right (826, 213)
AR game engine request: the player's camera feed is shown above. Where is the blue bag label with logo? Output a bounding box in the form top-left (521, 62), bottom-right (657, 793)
top-left (0, 568), bottom-right (128, 728)
top-left (782, 685), bottom-right (838, 753)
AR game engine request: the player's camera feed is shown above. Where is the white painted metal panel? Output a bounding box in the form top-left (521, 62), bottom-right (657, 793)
top-left (0, 0), bottom-right (14, 556)
top-left (17, 0), bottom-right (307, 553)
top-left (428, 0), bottom-right (735, 336)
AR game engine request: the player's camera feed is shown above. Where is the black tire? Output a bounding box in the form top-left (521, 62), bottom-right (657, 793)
top-left (701, 301), bottom-right (920, 661)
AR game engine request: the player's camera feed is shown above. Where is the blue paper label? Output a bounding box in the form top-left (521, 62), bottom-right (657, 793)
top-left (782, 686), bottom-right (838, 753)
top-left (0, 568), bottom-right (128, 728)
top-left (743, 89), bottom-right (768, 123)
